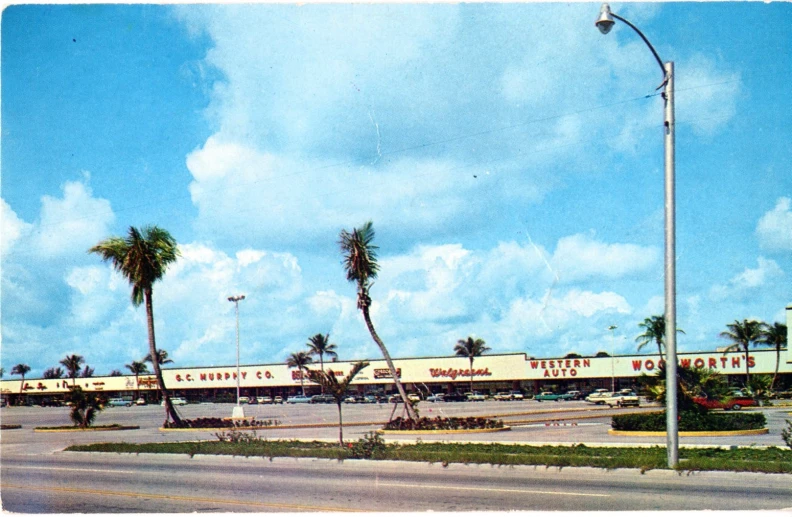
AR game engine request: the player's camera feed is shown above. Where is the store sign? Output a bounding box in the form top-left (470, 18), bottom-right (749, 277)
top-left (174, 369), bottom-right (275, 383)
top-left (429, 367), bottom-right (492, 380)
top-left (373, 368), bottom-right (401, 379)
top-left (528, 358), bottom-right (591, 378)
top-left (631, 356), bottom-right (755, 372)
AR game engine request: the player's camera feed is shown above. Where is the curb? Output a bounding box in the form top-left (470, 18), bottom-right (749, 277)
top-left (158, 421), bottom-right (387, 432)
top-left (34, 425), bottom-right (140, 433)
top-left (377, 426), bottom-right (511, 435)
top-left (608, 428), bottom-right (770, 437)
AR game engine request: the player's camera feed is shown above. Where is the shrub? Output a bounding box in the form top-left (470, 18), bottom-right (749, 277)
top-left (782, 420), bottom-right (792, 449)
top-left (612, 411), bottom-right (766, 432)
top-left (163, 417), bottom-right (280, 429)
top-left (383, 416), bottom-right (504, 431)
top-left (349, 432), bottom-right (387, 459)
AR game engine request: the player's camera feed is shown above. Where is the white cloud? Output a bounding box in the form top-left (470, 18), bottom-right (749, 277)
top-left (757, 197), bottom-right (792, 251)
top-left (676, 53), bottom-right (741, 137)
top-left (550, 232), bottom-right (659, 283)
top-left (709, 257), bottom-right (784, 301)
top-left (1, 198), bottom-right (32, 254)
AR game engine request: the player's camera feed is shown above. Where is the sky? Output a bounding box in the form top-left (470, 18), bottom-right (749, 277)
top-left (1, 2), bottom-right (790, 379)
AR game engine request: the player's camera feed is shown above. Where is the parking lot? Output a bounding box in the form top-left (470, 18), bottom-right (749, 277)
top-left (2, 399), bottom-right (791, 452)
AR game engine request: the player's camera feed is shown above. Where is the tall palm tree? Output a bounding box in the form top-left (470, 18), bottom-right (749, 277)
top-left (126, 360), bottom-right (150, 399)
top-left (80, 365), bottom-right (95, 378)
top-left (759, 322), bottom-right (787, 390)
top-left (0, 367), bottom-right (5, 378)
top-left (109, 369), bottom-right (123, 377)
top-left (43, 367), bottom-right (65, 379)
top-left (60, 354), bottom-right (84, 387)
top-left (286, 351), bottom-right (314, 396)
top-left (10, 363), bottom-right (30, 395)
top-left (340, 221), bottom-right (415, 420)
top-left (90, 225), bottom-right (182, 426)
top-left (720, 319), bottom-right (764, 386)
top-left (635, 315), bottom-right (685, 361)
top-left (307, 333), bottom-right (337, 392)
top-left (144, 349), bottom-right (174, 367)
top-left (306, 361), bottom-right (369, 446)
top-left (454, 337), bottom-right (491, 393)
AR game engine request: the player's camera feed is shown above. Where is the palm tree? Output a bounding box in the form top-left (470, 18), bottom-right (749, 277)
top-left (144, 349), bottom-right (174, 366)
top-left (720, 319), bottom-right (765, 386)
top-left (635, 315), bottom-right (685, 361)
top-left (80, 365), bottom-right (95, 378)
top-left (60, 354), bottom-right (84, 387)
top-left (10, 363), bottom-right (30, 394)
top-left (109, 369), bottom-right (123, 377)
top-left (286, 351), bottom-right (314, 396)
top-left (43, 367), bottom-right (65, 379)
top-left (0, 367), bottom-right (5, 378)
top-left (454, 337), bottom-right (491, 393)
top-left (306, 361), bottom-right (369, 446)
top-left (339, 221), bottom-right (416, 420)
top-left (307, 333), bottom-right (337, 392)
top-left (759, 322), bottom-right (787, 390)
top-left (90, 225), bottom-right (182, 426)
top-left (66, 386), bottom-right (103, 429)
top-left (126, 360), bottom-right (149, 399)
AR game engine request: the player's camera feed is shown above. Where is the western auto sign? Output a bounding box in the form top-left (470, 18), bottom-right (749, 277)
top-left (528, 358), bottom-right (592, 378)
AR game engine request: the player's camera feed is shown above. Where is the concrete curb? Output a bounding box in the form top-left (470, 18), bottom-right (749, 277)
top-left (377, 426), bottom-right (511, 435)
top-left (34, 425), bottom-right (140, 433)
top-left (608, 428), bottom-right (770, 437)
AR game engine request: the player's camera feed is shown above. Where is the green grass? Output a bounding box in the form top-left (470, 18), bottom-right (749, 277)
top-left (64, 439), bottom-right (792, 474)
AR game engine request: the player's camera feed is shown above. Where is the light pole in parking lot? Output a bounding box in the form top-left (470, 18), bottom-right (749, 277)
top-left (595, 3), bottom-right (678, 468)
top-left (608, 325), bottom-right (617, 392)
top-left (228, 294), bottom-right (246, 418)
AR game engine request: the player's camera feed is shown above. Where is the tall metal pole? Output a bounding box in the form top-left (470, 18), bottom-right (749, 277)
top-left (596, 4), bottom-right (678, 468)
top-left (228, 294), bottom-right (245, 418)
top-left (663, 62), bottom-right (678, 467)
top-left (608, 325), bottom-right (617, 391)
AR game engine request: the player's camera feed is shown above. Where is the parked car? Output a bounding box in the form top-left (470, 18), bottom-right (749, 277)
top-left (238, 396), bottom-right (250, 404)
top-left (493, 392), bottom-right (512, 401)
top-left (509, 390), bottom-right (525, 400)
top-left (286, 395), bottom-right (313, 404)
top-left (535, 391), bottom-right (574, 402)
top-left (407, 393), bottom-right (422, 402)
top-left (466, 392), bottom-right (487, 402)
top-left (311, 394), bottom-right (335, 404)
top-left (363, 394), bottom-right (379, 404)
top-left (565, 390), bottom-right (584, 400)
top-left (585, 389), bottom-right (612, 404)
top-left (273, 396), bottom-right (284, 404)
top-left (135, 398), bottom-right (147, 406)
top-left (693, 395), bottom-right (757, 411)
top-left (443, 392), bottom-right (468, 402)
top-left (602, 390), bottom-right (640, 407)
top-left (107, 398), bottom-right (132, 407)
top-left (161, 397), bottom-right (187, 406)
top-left (426, 393), bottom-right (445, 403)
top-left (257, 396), bottom-right (273, 404)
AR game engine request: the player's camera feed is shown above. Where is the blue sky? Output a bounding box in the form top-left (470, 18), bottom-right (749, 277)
top-left (2, 3), bottom-right (790, 378)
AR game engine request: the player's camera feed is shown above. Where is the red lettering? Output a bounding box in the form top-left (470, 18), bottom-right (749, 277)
top-left (748, 356), bottom-right (755, 368)
top-left (732, 357), bottom-right (741, 368)
top-left (645, 360), bottom-right (655, 371)
top-left (543, 370), bottom-right (550, 378)
top-left (552, 369), bottom-right (559, 377)
top-left (574, 359), bottom-right (581, 368)
top-left (694, 358), bottom-right (705, 368)
top-left (175, 374), bottom-right (183, 382)
top-left (185, 374), bottom-right (192, 381)
top-left (256, 371), bottom-right (262, 379)
top-left (265, 371), bottom-right (272, 379)
top-left (632, 360), bottom-right (643, 371)
top-left (209, 373), bottom-right (214, 381)
top-left (241, 371), bottom-right (247, 379)
top-left (570, 369), bottom-right (577, 377)
top-left (708, 358), bottom-right (717, 368)
top-left (583, 359), bottom-right (591, 368)
top-left (530, 361), bottom-right (539, 369)
top-left (560, 369), bottom-right (567, 377)
top-left (225, 373), bottom-right (231, 380)
top-left (680, 359), bottom-right (691, 368)
top-left (720, 357), bottom-right (728, 368)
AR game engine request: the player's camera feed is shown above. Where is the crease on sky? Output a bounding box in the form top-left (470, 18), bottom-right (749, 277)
top-left (368, 110), bottom-right (382, 165)
top-left (525, 230), bottom-right (559, 333)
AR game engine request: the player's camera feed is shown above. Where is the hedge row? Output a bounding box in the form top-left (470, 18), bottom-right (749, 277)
top-left (383, 416), bottom-right (505, 431)
top-left (612, 411), bottom-right (766, 432)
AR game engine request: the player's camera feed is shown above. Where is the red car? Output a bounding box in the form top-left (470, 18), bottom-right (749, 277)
top-left (693, 396), bottom-right (757, 411)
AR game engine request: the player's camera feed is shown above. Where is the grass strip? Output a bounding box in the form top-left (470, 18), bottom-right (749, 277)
top-left (64, 440), bottom-right (792, 474)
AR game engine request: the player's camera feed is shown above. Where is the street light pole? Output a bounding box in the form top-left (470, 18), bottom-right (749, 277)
top-left (595, 3), bottom-right (678, 468)
top-left (608, 325), bottom-right (618, 392)
top-left (228, 294), bottom-right (246, 419)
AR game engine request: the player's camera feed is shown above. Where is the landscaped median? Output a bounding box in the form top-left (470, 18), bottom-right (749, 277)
top-left (611, 410), bottom-right (768, 436)
top-left (64, 438), bottom-right (792, 474)
top-left (34, 424), bottom-right (140, 433)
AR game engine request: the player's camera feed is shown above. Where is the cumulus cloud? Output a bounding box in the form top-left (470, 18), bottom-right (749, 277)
top-left (1, 198), bottom-right (32, 254)
top-left (757, 197), bottom-right (792, 251)
top-left (709, 257), bottom-right (784, 301)
top-left (550, 232), bottom-right (659, 283)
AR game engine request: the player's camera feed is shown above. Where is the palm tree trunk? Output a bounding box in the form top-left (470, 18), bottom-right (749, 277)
top-left (469, 357), bottom-right (474, 393)
top-left (744, 346), bottom-right (750, 387)
top-left (135, 373), bottom-right (140, 400)
top-left (337, 402), bottom-right (344, 446)
top-left (145, 287), bottom-right (182, 427)
top-left (771, 346), bottom-right (780, 390)
top-left (361, 305), bottom-right (416, 421)
top-left (656, 339), bottom-right (664, 362)
top-left (300, 373), bottom-right (305, 396)
top-left (319, 355), bottom-right (325, 394)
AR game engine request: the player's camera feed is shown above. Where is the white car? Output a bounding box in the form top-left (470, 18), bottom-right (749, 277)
top-left (161, 397), bottom-right (187, 406)
top-left (257, 396), bottom-right (273, 404)
top-left (585, 389), bottom-right (612, 404)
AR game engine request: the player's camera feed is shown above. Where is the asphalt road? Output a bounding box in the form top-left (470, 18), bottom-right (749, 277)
top-left (2, 401), bottom-right (792, 512)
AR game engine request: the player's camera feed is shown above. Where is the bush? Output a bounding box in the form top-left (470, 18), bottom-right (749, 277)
top-left (782, 420), bottom-right (792, 449)
top-left (163, 417), bottom-right (280, 429)
top-left (349, 432), bottom-right (388, 459)
top-left (383, 416), bottom-right (504, 431)
top-left (612, 411), bottom-right (766, 432)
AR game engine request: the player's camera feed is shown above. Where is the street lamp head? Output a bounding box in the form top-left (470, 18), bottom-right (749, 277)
top-left (596, 3), bottom-right (615, 34)
top-left (228, 295), bottom-right (246, 303)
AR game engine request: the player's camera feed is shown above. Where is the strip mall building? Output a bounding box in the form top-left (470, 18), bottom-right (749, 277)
top-left (3, 306), bottom-right (790, 404)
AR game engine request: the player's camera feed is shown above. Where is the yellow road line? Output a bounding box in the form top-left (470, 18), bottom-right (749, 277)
top-left (0, 483), bottom-right (368, 512)
top-left (373, 481), bottom-right (610, 498)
